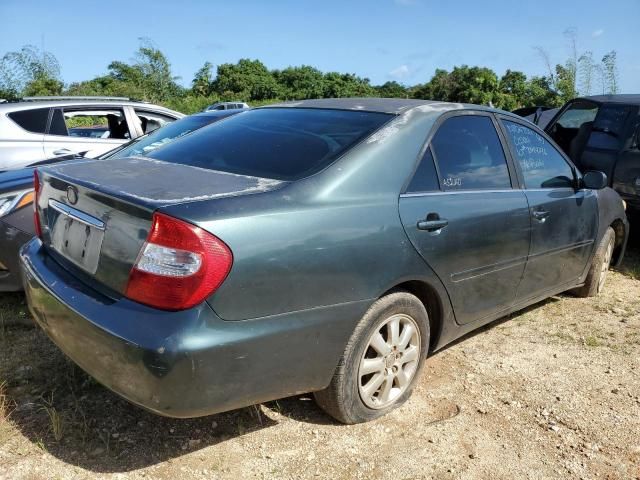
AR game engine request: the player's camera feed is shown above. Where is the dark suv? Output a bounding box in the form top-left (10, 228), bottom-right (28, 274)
top-left (544, 95), bottom-right (640, 211)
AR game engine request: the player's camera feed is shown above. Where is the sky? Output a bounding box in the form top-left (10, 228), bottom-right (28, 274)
top-left (1, 0), bottom-right (639, 93)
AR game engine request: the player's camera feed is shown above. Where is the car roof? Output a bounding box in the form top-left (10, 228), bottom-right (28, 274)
top-left (262, 97), bottom-right (508, 116)
top-left (577, 94), bottom-right (640, 105)
top-left (0, 99), bottom-right (182, 115)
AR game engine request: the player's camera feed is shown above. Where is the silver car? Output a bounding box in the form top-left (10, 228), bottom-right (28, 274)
top-left (0, 96), bottom-right (184, 170)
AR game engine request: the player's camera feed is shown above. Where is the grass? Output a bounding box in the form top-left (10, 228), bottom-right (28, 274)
top-left (584, 336), bottom-right (600, 347)
top-left (41, 394), bottom-right (64, 442)
top-left (0, 381), bottom-right (14, 443)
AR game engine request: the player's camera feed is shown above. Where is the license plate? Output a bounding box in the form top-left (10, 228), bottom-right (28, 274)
top-left (47, 199), bottom-right (105, 274)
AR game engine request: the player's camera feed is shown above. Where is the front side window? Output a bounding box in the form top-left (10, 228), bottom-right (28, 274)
top-left (149, 108), bottom-right (392, 181)
top-left (502, 120), bottom-right (574, 189)
top-left (430, 115), bottom-right (511, 190)
top-left (8, 107), bottom-right (49, 134)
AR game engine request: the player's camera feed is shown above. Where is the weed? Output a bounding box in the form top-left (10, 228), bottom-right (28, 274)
top-left (40, 394), bottom-right (64, 442)
top-left (584, 336), bottom-right (600, 347)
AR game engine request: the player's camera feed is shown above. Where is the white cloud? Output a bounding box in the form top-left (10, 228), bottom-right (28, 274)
top-left (389, 64), bottom-right (410, 79)
top-left (592, 29), bottom-right (604, 38)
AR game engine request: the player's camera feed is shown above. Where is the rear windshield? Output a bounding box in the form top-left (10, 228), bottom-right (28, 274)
top-left (149, 108), bottom-right (392, 180)
top-left (103, 114), bottom-right (226, 159)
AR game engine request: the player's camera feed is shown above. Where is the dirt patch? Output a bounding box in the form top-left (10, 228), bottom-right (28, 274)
top-left (1, 241), bottom-right (639, 479)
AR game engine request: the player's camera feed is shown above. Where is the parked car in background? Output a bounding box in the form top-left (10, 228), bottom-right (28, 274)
top-left (0, 109), bottom-right (241, 291)
top-left (544, 95), bottom-right (640, 212)
top-left (0, 96), bottom-right (184, 171)
top-left (21, 99), bottom-right (627, 424)
top-left (204, 101), bottom-right (250, 112)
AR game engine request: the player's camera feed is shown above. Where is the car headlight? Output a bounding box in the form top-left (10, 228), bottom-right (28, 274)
top-left (0, 189), bottom-right (34, 218)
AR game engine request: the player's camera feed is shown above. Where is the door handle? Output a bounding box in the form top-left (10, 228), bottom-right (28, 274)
top-left (53, 148), bottom-right (75, 156)
top-left (417, 214), bottom-right (449, 232)
top-left (532, 210), bottom-right (550, 222)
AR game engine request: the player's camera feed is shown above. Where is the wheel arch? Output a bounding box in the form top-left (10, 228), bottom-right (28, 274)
top-left (380, 279), bottom-right (444, 352)
top-left (610, 217), bottom-right (627, 266)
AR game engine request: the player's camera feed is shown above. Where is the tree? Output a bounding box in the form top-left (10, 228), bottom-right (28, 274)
top-left (319, 72), bottom-right (374, 98)
top-left (105, 39), bottom-right (182, 102)
top-left (213, 59), bottom-right (281, 101)
top-left (192, 62), bottom-right (214, 96)
top-left (601, 50), bottom-right (618, 94)
top-left (375, 81), bottom-right (408, 98)
top-left (0, 44), bottom-right (62, 98)
top-left (578, 51), bottom-right (595, 96)
top-left (273, 65), bottom-right (325, 99)
top-left (498, 70), bottom-right (528, 109)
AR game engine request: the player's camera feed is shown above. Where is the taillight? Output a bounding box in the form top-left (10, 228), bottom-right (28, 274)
top-left (33, 170), bottom-right (42, 238)
top-left (125, 212), bottom-right (233, 311)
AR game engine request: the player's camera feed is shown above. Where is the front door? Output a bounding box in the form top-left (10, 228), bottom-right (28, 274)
top-left (500, 118), bottom-right (598, 302)
top-left (399, 113), bottom-right (530, 325)
top-left (42, 107), bottom-right (132, 159)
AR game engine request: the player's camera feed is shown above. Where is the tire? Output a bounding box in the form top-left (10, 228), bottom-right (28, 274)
top-left (314, 292), bottom-right (430, 424)
top-left (572, 227), bottom-right (615, 298)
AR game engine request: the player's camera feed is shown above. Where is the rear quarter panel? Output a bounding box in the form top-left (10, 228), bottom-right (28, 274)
top-left (160, 107), bottom-right (457, 326)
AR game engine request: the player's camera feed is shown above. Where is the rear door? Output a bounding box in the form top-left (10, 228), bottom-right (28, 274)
top-left (1, 107), bottom-right (49, 169)
top-left (499, 117), bottom-right (598, 302)
top-left (399, 112), bottom-right (530, 325)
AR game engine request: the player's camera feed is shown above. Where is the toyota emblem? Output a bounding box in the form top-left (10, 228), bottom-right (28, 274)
top-left (66, 186), bottom-right (78, 205)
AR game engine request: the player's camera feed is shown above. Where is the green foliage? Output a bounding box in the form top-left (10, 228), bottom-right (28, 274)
top-left (0, 44), bottom-right (62, 99)
top-left (375, 81), bottom-right (408, 98)
top-left (601, 51), bottom-right (618, 94)
top-left (192, 62), bottom-right (214, 97)
top-left (213, 59), bottom-right (281, 101)
top-left (273, 65), bottom-right (325, 99)
top-left (0, 40), bottom-right (622, 116)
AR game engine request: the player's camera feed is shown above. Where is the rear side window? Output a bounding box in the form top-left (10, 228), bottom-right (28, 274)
top-left (502, 120), bottom-right (574, 189)
top-left (8, 107), bottom-right (49, 134)
top-left (150, 108), bottom-right (392, 181)
top-left (406, 148), bottom-right (439, 193)
top-left (431, 115), bottom-right (511, 190)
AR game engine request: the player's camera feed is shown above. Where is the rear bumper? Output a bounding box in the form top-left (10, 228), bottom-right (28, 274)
top-left (0, 219), bottom-right (32, 291)
top-left (20, 238), bottom-right (367, 418)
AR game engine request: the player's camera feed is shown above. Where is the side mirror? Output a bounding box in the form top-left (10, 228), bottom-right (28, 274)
top-left (582, 170), bottom-right (608, 190)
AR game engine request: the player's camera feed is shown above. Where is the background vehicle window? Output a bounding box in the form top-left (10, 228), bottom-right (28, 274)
top-left (106, 115), bottom-right (220, 159)
top-left (8, 108), bottom-right (49, 134)
top-left (51, 108), bottom-right (130, 139)
top-left (586, 104), bottom-right (635, 151)
top-left (555, 102), bottom-right (598, 128)
top-left (431, 115), bottom-right (511, 190)
top-left (503, 120), bottom-right (574, 189)
top-left (406, 147), bottom-right (439, 193)
top-left (150, 108), bottom-right (391, 181)
top-left (134, 110), bottom-right (175, 134)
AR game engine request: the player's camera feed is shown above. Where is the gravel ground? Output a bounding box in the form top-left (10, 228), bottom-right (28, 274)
top-left (0, 241), bottom-right (639, 480)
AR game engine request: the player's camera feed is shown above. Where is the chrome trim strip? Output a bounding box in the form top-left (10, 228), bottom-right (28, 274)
top-left (48, 199), bottom-right (105, 231)
top-left (528, 239), bottom-right (594, 259)
top-left (451, 256), bottom-right (527, 282)
top-left (400, 189), bottom-right (520, 198)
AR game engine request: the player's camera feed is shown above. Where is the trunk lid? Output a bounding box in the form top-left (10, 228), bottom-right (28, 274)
top-left (36, 156), bottom-right (282, 295)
